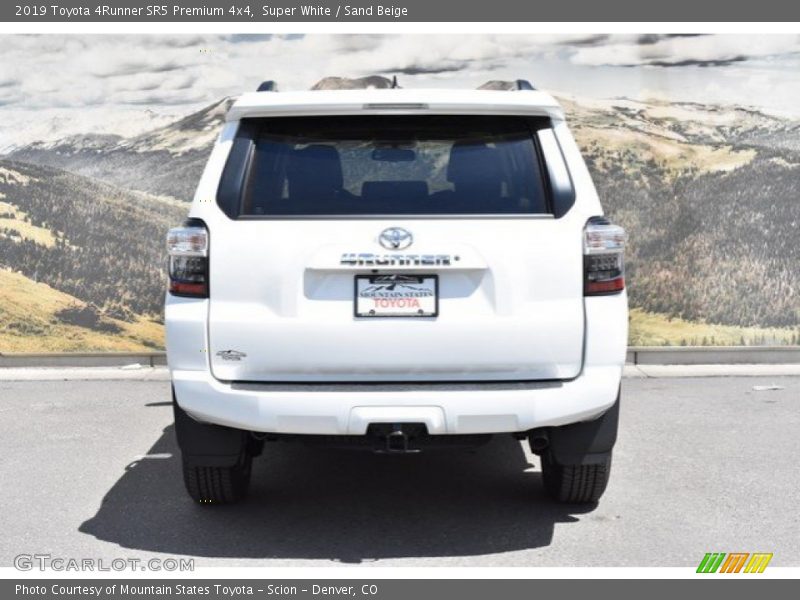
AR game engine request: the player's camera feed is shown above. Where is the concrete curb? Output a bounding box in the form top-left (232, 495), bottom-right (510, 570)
top-left (0, 352), bottom-right (167, 368)
top-left (626, 346), bottom-right (800, 365)
top-left (3, 347), bottom-right (800, 368)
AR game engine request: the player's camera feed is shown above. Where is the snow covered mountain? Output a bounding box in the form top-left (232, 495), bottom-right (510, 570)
top-left (0, 107), bottom-right (180, 154)
top-left (6, 99), bottom-right (233, 201)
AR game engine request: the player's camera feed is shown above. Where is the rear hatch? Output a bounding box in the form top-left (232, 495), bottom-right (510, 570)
top-left (207, 115), bottom-right (584, 382)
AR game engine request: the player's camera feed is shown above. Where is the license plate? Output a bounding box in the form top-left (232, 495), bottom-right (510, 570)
top-left (354, 274), bottom-right (438, 317)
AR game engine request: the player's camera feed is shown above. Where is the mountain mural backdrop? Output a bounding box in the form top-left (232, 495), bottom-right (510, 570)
top-left (1, 84), bottom-right (799, 351)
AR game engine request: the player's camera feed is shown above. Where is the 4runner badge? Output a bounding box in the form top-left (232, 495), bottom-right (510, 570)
top-left (216, 350), bottom-right (247, 361)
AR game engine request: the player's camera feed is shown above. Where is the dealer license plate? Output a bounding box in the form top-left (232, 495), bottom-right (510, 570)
top-left (354, 274), bottom-right (438, 317)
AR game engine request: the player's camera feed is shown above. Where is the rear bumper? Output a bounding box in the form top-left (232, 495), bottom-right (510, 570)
top-left (172, 365), bottom-right (622, 435)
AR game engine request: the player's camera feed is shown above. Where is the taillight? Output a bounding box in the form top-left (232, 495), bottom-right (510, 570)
top-left (167, 222), bottom-right (208, 298)
top-left (584, 217), bottom-right (625, 296)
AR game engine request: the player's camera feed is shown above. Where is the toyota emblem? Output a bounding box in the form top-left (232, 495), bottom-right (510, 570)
top-left (378, 227), bottom-right (413, 250)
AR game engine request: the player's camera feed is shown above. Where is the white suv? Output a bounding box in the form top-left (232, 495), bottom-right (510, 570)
top-left (165, 79), bottom-right (627, 505)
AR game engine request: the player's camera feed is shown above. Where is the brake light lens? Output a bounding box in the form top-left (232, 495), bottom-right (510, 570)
top-left (584, 217), bottom-right (625, 296)
top-left (167, 224), bottom-right (208, 297)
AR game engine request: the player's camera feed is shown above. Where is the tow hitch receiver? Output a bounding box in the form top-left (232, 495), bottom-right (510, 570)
top-left (369, 423), bottom-right (425, 454)
top-left (385, 428), bottom-right (417, 454)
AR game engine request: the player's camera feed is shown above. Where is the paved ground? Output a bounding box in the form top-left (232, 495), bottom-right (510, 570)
top-left (0, 377), bottom-right (798, 567)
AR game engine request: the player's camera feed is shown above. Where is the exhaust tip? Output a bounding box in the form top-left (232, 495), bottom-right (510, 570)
top-left (528, 430), bottom-right (550, 454)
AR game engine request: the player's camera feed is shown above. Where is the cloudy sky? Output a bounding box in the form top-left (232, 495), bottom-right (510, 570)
top-left (1, 34), bottom-right (799, 148)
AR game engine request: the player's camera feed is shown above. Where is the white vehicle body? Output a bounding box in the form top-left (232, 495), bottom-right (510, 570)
top-left (166, 87), bottom-right (627, 438)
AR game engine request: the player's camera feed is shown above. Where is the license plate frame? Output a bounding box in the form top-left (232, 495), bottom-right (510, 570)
top-left (354, 274), bottom-right (439, 318)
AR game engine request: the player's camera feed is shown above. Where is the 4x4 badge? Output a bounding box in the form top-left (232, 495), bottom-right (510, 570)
top-left (216, 350), bottom-right (247, 361)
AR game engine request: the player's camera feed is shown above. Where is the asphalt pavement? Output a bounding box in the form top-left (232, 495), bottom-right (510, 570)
top-left (0, 376), bottom-right (798, 567)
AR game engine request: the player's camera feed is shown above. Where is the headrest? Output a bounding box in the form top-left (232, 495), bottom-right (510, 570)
top-left (446, 142), bottom-right (502, 184)
top-left (288, 144), bottom-right (344, 190)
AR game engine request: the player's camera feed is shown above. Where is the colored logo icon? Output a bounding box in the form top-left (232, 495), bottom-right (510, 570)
top-left (697, 552), bottom-right (773, 573)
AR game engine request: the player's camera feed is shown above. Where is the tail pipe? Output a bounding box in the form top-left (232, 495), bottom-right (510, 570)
top-left (528, 429), bottom-right (550, 455)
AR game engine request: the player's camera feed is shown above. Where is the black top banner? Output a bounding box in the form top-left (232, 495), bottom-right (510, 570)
top-left (3, 0), bottom-right (800, 22)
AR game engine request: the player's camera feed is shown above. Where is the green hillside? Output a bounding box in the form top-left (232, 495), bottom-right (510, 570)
top-left (0, 160), bottom-right (186, 318)
top-left (570, 102), bottom-right (800, 330)
top-left (629, 309), bottom-right (800, 347)
top-left (0, 268), bottom-right (163, 352)
top-left (0, 160), bottom-right (185, 351)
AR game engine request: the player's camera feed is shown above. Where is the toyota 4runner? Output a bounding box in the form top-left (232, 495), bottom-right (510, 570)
top-left (165, 79), bottom-right (627, 505)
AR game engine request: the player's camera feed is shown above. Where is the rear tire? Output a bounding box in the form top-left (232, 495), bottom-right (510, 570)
top-left (173, 388), bottom-right (253, 505)
top-left (541, 451), bottom-right (612, 504)
top-left (182, 453), bottom-right (252, 505)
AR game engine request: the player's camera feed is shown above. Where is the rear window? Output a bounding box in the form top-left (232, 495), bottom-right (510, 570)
top-left (219, 115), bottom-right (552, 217)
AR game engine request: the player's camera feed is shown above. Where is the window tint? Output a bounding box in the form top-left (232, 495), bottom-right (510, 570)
top-left (229, 116), bottom-right (550, 217)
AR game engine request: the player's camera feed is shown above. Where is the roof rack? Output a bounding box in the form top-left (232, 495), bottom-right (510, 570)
top-left (259, 78), bottom-right (533, 93)
top-left (256, 80), bottom-right (278, 92)
top-left (476, 79), bottom-right (536, 91)
top-left (310, 76), bottom-right (398, 90)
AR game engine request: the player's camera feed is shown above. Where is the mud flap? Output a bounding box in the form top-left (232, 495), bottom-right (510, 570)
top-left (172, 389), bottom-right (249, 467)
top-left (540, 389), bottom-right (620, 465)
